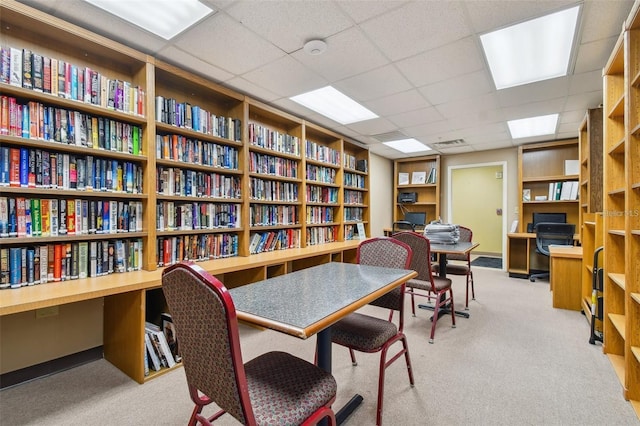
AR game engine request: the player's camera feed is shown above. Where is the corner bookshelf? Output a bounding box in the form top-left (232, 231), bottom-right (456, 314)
top-left (603, 0), bottom-right (640, 416)
top-left (342, 139), bottom-right (370, 240)
top-left (393, 155), bottom-right (441, 226)
top-left (302, 121), bottom-right (343, 246)
top-left (579, 107), bottom-right (604, 228)
top-left (517, 139), bottom-right (580, 238)
top-left (246, 99), bottom-right (303, 253)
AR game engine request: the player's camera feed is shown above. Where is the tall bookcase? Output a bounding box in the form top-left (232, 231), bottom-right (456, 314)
top-left (580, 212), bottom-right (603, 332)
top-left (342, 139), bottom-right (370, 240)
top-left (517, 139), bottom-right (580, 237)
top-left (393, 155), bottom-right (441, 226)
top-left (602, 0), bottom-right (640, 416)
top-left (579, 107), bottom-right (604, 228)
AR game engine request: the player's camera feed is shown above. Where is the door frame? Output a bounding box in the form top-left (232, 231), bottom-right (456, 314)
top-left (447, 161), bottom-right (507, 270)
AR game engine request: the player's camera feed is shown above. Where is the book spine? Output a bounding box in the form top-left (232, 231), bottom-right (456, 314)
top-left (9, 247), bottom-right (21, 288)
top-left (0, 248), bottom-right (10, 289)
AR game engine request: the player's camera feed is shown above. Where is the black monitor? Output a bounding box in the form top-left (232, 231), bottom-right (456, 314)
top-left (532, 212), bottom-right (567, 230)
top-left (404, 212), bottom-right (427, 227)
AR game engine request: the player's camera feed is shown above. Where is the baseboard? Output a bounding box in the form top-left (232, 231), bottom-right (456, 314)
top-left (0, 346), bottom-right (103, 389)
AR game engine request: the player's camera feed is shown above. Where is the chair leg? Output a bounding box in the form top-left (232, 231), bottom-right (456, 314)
top-left (349, 348), bottom-right (357, 366)
top-left (410, 288), bottom-right (416, 317)
top-left (429, 301), bottom-right (439, 344)
top-left (449, 289), bottom-right (456, 329)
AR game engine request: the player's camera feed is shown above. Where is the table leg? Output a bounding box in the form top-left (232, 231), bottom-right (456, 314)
top-left (418, 253), bottom-right (470, 319)
top-left (317, 328), bottom-right (363, 425)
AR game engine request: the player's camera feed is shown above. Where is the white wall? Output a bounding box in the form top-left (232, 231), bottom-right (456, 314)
top-left (368, 152), bottom-right (393, 237)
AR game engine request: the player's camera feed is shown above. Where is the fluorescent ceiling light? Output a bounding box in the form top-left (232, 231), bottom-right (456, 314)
top-left (507, 114), bottom-right (559, 139)
top-left (480, 5), bottom-right (580, 89)
top-left (290, 86), bottom-right (378, 125)
top-left (83, 0), bottom-right (214, 40)
top-left (383, 138), bottom-right (431, 153)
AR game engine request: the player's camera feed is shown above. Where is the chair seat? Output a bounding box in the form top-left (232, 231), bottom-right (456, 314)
top-left (407, 276), bottom-right (451, 292)
top-left (331, 312), bottom-right (398, 351)
top-left (245, 351), bottom-right (337, 426)
top-left (433, 264), bottom-right (469, 276)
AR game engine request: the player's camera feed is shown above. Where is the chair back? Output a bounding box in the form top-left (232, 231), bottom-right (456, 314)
top-left (534, 222), bottom-right (575, 256)
top-left (447, 226), bottom-right (472, 261)
top-left (162, 262), bottom-right (254, 425)
top-left (393, 221), bottom-right (416, 232)
top-left (357, 237), bottom-right (413, 311)
top-left (390, 231), bottom-right (437, 291)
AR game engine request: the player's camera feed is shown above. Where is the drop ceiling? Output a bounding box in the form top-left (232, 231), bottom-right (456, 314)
top-left (17, 0), bottom-right (634, 159)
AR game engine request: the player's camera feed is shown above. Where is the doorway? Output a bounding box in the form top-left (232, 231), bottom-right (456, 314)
top-left (448, 162), bottom-right (507, 268)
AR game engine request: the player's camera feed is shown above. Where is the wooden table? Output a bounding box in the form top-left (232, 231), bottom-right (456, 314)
top-left (229, 262), bottom-right (417, 425)
top-left (419, 241), bottom-right (479, 319)
top-left (549, 245), bottom-right (582, 311)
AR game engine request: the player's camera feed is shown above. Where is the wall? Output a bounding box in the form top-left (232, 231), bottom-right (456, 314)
top-left (368, 153), bottom-right (393, 237)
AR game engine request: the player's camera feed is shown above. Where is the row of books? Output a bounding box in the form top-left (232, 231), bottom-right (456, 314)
top-left (344, 207), bottom-right (365, 221)
top-left (144, 319), bottom-right (180, 374)
top-left (344, 190), bottom-right (364, 205)
top-left (306, 164), bottom-right (337, 184)
top-left (0, 197), bottom-right (143, 238)
top-left (548, 181), bottom-right (579, 201)
top-left (1, 147), bottom-right (143, 193)
top-left (248, 122), bottom-right (300, 156)
top-left (1, 97), bottom-right (143, 155)
top-left (155, 134), bottom-right (239, 168)
top-left (249, 229), bottom-right (301, 254)
top-left (344, 224), bottom-right (361, 240)
top-left (344, 172), bottom-right (366, 189)
top-left (249, 178), bottom-right (298, 202)
top-left (344, 155), bottom-right (368, 173)
top-left (155, 96), bottom-right (241, 141)
top-left (156, 202), bottom-right (240, 232)
top-left (249, 152), bottom-right (299, 178)
top-left (306, 225), bottom-right (338, 246)
top-left (306, 186), bottom-right (338, 204)
top-left (1, 47), bottom-right (145, 116)
top-left (156, 233), bottom-right (238, 267)
top-left (156, 167), bottom-right (241, 199)
top-left (305, 140), bottom-right (340, 166)
top-left (1, 239), bottom-right (143, 288)
top-left (306, 206), bottom-right (335, 224)
top-left (249, 205), bottom-right (298, 227)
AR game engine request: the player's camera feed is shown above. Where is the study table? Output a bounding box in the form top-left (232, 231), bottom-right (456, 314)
top-left (228, 261), bottom-right (417, 425)
top-left (418, 241), bottom-right (479, 319)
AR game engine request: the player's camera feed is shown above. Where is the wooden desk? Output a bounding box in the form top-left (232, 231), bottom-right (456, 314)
top-left (229, 262), bottom-right (417, 425)
top-left (549, 245), bottom-right (583, 311)
top-left (507, 232), bottom-right (579, 278)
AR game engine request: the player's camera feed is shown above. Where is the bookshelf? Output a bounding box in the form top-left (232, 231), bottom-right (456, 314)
top-left (580, 212), bottom-right (603, 333)
top-left (578, 107), bottom-right (604, 228)
top-left (602, 0), bottom-right (640, 417)
top-left (0, 1), bottom-right (372, 386)
top-left (303, 121), bottom-right (343, 246)
top-left (517, 139), bottom-right (580, 236)
top-left (342, 139), bottom-right (370, 240)
top-left (393, 155), bottom-right (440, 227)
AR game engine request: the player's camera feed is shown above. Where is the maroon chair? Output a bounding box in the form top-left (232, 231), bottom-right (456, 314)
top-left (330, 237), bottom-right (415, 426)
top-left (391, 231), bottom-right (456, 343)
top-left (162, 262), bottom-right (337, 426)
top-left (432, 226), bottom-right (475, 309)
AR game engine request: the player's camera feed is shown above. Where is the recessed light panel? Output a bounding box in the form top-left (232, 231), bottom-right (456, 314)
top-left (383, 138), bottom-right (431, 153)
top-left (480, 5), bottom-right (580, 89)
top-left (290, 86), bottom-right (378, 125)
top-left (83, 0), bottom-right (214, 40)
top-left (507, 114), bottom-right (559, 139)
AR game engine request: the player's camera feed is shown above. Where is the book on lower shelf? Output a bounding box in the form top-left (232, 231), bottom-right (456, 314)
top-left (145, 322), bottom-right (176, 368)
top-left (161, 312), bottom-right (181, 363)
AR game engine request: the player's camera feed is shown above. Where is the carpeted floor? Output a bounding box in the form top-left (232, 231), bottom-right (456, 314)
top-left (471, 256), bottom-right (503, 269)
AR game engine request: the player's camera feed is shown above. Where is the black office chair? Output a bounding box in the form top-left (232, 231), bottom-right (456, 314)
top-left (529, 222), bottom-right (575, 282)
top-left (392, 221), bottom-right (415, 232)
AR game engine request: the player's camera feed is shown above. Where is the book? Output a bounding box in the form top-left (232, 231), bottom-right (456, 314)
top-left (145, 322), bottom-right (176, 368)
top-left (398, 172), bottom-right (409, 185)
top-left (522, 189), bottom-right (531, 202)
top-left (144, 332), bottom-right (161, 371)
top-left (161, 313), bottom-right (181, 362)
top-left (411, 171), bottom-right (426, 184)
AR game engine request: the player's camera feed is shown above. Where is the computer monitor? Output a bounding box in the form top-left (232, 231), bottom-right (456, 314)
top-left (404, 212), bottom-right (427, 227)
top-left (531, 212), bottom-right (567, 231)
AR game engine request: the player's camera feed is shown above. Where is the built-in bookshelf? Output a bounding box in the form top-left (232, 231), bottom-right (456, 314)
top-left (517, 139), bottom-right (580, 237)
top-left (603, 1), bottom-right (640, 417)
top-left (393, 155), bottom-right (440, 226)
top-left (579, 107), bottom-right (603, 229)
top-left (342, 140), bottom-right (369, 240)
top-left (580, 212), bottom-right (603, 336)
top-left (303, 122), bottom-right (343, 246)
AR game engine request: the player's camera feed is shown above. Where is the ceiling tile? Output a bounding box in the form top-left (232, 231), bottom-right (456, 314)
top-left (496, 78), bottom-right (570, 108)
top-left (502, 97), bottom-right (566, 121)
top-left (363, 90), bottom-right (431, 117)
top-left (242, 56), bottom-right (327, 98)
top-left (334, 64), bottom-right (412, 102)
top-left (436, 93), bottom-right (500, 119)
top-left (226, 77), bottom-right (280, 103)
top-left (564, 91), bottom-right (603, 111)
top-left (574, 36), bottom-right (619, 74)
top-left (388, 107), bottom-right (443, 128)
top-left (420, 71), bottom-right (493, 106)
top-left (156, 46), bottom-right (234, 83)
top-left (580, 0), bottom-right (632, 43)
top-left (336, 0), bottom-right (408, 24)
top-left (344, 117), bottom-right (397, 136)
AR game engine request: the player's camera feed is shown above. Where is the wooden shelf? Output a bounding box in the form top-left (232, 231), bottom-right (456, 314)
top-left (393, 155), bottom-right (440, 227)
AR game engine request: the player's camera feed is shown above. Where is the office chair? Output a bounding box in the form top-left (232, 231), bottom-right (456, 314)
top-left (162, 262), bottom-right (337, 426)
top-left (529, 222), bottom-right (575, 282)
top-left (432, 226), bottom-right (475, 309)
top-left (391, 231), bottom-right (455, 343)
top-left (329, 237), bottom-right (415, 425)
top-left (392, 220), bottom-right (415, 232)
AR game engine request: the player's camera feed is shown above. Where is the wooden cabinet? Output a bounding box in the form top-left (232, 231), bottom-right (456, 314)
top-left (518, 139), bottom-right (580, 237)
top-left (579, 107), bottom-right (604, 228)
top-left (342, 139), bottom-right (370, 239)
top-left (393, 155), bottom-right (440, 227)
top-left (603, 0), bottom-right (640, 416)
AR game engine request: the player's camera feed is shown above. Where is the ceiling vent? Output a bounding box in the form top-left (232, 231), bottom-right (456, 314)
top-left (433, 139), bottom-right (466, 148)
top-left (370, 131), bottom-right (408, 143)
